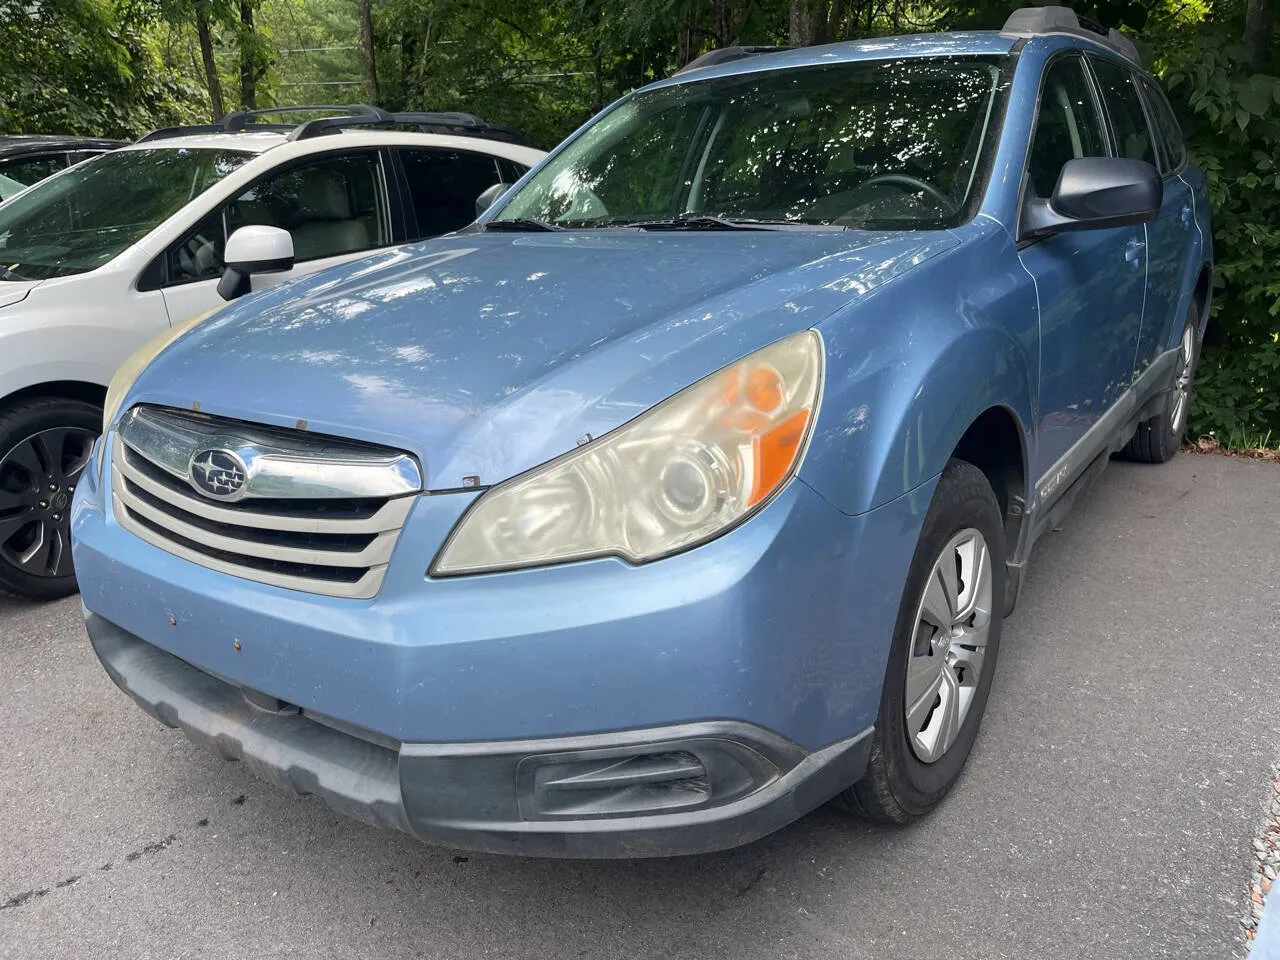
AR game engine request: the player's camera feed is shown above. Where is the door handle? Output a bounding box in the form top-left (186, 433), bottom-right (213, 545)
top-left (1124, 239), bottom-right (1145, 266)
top-left (1180, 202), bottom-right (1192, 226)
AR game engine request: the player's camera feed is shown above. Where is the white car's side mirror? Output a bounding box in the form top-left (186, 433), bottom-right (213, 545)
top-left (218, 225), bottom-right (296, 301)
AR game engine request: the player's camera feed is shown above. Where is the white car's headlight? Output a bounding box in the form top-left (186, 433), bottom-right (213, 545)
top-left (101, 307), bottom-right (222, 433)
top-left (433, 330), bottom-right (823, 576)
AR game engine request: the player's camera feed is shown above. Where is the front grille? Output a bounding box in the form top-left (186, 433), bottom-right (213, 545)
top-left (110, 406), bottom-right (421, 599)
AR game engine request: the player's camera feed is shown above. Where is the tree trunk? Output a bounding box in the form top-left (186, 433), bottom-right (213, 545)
top-left (789, 0), bottom-right (825, 45)
top-left (359, 0), bottom-right (378, 102)
top-left (677, 5), bottom-right (696, 66)
top-left (239, 0), bottom-right (257, 109)
top-left (1243, 0), bottom-right (1274, 72)
top-left (196, 6), bottom-right (224, 121)
top-left (415, 14), bottom-right (434, 88)
top-left (713, 0), bottom-right (733, 47)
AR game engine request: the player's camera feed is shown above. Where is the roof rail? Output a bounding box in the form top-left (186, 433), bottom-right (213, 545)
top-left (1001, 6), bottom-right (1141, 65)
top-left (136, 104), bottom-right (529, 147)
top-left (675, 45), bottom-right (794, 75)
top-left (136, 105), bottom-right (384, 143)
top-left (289, 109), bottom-right (530, 145)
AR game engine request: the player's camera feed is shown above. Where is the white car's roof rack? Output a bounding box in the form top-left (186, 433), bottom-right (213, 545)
top-left (136, 104), bottom-right (530, 147)
top-left (1002, 6), bottom-right (1141, 65)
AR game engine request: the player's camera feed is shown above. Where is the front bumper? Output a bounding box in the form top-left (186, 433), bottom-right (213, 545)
top-left (88, 613), bottom-right (871, 857)
top-left (73, 431), bottom-right (935, 857)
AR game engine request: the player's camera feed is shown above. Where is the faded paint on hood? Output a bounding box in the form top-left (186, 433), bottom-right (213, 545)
top-left (126, 230), bottom-right (957, 488)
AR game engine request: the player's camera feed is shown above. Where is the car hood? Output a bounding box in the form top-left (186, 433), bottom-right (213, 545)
top-left (0, 278), bottom-right (40, 309)
top-left (129, 230), bottom-right (957, 489)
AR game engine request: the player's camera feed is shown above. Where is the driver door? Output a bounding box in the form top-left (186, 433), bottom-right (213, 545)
top-left (1017, 54), bottom-right (1147, 487)
top-left (158, 150), bottom-right (392, 325)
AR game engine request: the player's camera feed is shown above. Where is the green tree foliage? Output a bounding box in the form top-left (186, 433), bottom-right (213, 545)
top-left (1162, 28), bottom-right (1280, 441)
top-left (0, 0), bottom-right (1275, 442)
top-left (0, 0), bottom-right (204, 135)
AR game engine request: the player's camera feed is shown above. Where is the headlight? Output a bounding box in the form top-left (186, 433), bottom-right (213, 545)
top-left (432, 330), bottom-right (823, 576)
top-left (101, 307), bottom-right (221, 433)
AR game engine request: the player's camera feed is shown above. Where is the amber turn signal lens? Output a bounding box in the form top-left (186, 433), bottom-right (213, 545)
top-left (749, 408), bottom-right (811, 506)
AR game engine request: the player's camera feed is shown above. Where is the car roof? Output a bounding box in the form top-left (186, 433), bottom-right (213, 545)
top-left (648, 31), bottom-right (1019, 88)
top-left (117, 128), bottom-right (542, 161)
top-left (0, 134), bottom-right (125, 156)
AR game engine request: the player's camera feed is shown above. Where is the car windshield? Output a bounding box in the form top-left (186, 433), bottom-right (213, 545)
top-left (0, 147), bottom-right (251, 280)
top-left (495, 55), bottom-right (1010, 230)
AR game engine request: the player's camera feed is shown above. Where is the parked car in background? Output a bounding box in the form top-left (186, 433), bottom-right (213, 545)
top-left (72, 9), bottom-right (1211, 857)
top-left (0, 173), bottom-right (28, 201)
top-left (0, 135), bottom-right (123, 196)
top-left (0, 105), bottom-right (542, 599)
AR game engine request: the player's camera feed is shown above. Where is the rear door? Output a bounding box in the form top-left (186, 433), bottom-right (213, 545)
top-left (1017, 53), bottom-right (1147, 478)
top-left (1132, 70), bottom-right (1198, 369)
top-left (155, 150), bottom-right (395, 324)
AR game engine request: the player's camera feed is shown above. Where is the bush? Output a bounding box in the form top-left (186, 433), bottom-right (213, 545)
top-left (1161, 31), bottom-right (1280, 444)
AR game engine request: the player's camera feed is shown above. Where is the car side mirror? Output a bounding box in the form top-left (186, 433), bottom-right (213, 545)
top-left (217, 225), bottom-right (295, 301)
top-left (1020, 158), bottom-right (1162, 241)
top-left (475, 183), bottom-right (509, 216)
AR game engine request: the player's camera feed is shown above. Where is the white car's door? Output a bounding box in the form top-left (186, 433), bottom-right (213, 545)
top-left (158, 149), bottom-right (393, 324)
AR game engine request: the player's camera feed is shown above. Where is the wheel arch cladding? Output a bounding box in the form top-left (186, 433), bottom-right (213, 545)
top-left (950, 404), bottom-right (1028, 560)
top-left (1, 379), bottom-right (107, 412)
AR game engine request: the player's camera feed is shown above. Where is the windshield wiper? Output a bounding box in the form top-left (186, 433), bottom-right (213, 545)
top-left (0, 264), bottom-right (33, 281)
top-left (483, 218), bottom-right (564, 232)
top-left (627, 215), bottom-right (780, 231)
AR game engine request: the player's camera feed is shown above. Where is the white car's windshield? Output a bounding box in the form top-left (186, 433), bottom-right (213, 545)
top-left (495, 55), bottom-right (1011, 230)
top-left (0, 147), bottom-right (251, 280)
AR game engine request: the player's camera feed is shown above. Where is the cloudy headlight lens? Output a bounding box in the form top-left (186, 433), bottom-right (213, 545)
top-left (432, 330), bottom-right (823, 576)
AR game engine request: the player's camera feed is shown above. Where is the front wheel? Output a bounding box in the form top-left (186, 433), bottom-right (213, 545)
top-left (0, 397), bottom-right (100, 600)
top-left (839, 459), bottom-right (1006, 823)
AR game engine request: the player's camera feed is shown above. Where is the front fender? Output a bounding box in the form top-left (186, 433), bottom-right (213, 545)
top-left (799, 224), bottom-right (1037, 516)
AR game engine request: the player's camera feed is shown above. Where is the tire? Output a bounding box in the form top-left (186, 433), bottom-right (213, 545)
top-left (0, 397), bottom-right (101, 601)
top-left (1120, 311), bottom-right (1199, 464)
top-left (839, 459), bottom-right (1006, 824)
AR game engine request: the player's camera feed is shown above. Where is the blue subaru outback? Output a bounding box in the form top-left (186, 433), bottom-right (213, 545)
top-left (71, 7), bottom-right (1211, 857)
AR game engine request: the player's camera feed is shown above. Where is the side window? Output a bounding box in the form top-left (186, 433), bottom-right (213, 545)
top-left (1090, 58), bottom-right (1157, 166)
top-left (227, 152), bottom-right (389, 262)
top-left (399, 149), bottom-right (503, 239)
top-left (167, 208), bottom-right (227, 284)
top-left (1027, 56), bottom-right (1109, 198)
top-left (0, 154), bottom-right (65, 187)
top-left (1138, 76), bottom-right (1186, 175)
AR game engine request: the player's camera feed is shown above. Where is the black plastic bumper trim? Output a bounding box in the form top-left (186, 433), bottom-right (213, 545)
top-left (85, 611), bottom-right (873, 858)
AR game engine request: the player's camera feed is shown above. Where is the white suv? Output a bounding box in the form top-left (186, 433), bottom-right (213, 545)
top-left (0, 106), bottom-right (544, 599)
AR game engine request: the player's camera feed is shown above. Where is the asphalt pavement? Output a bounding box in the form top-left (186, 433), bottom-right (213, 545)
top-left (2, 452), bottom-right (1278, 960)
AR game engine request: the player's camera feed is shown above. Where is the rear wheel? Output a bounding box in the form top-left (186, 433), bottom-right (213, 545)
top-left (1121, 313), bottom-right (1198, 464)
top-left (839, 459), bottom-right (1006, 823)
top-left (0, 397), bottom-right (100, 600)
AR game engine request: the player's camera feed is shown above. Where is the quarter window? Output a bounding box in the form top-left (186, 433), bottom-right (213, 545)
top-left (1090, 58), bottom-right (1156, 166)
top-left (1027, 56), bottom-right (1108, 198)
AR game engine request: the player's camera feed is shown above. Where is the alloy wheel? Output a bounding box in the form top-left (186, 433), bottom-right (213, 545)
top-left (903, 528), bottom-right (994, 764)
top-left (0, 427), bottom-right (96, 578)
